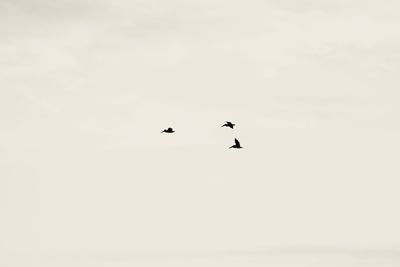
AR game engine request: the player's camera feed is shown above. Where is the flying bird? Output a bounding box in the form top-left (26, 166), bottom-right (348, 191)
top-left (222, 121), bottom-right (235, 129)
top-left (229, 138), bottom-right (243, 149)
top-left (161, 127), bottom-right (175, 133)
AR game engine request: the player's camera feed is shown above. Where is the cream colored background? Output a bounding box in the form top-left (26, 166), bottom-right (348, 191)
top-left (1, 0), bottom-right (399, 265)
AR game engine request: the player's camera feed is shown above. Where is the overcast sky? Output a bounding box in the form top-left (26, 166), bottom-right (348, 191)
top-left (1, 0), bottom-right (400, 262)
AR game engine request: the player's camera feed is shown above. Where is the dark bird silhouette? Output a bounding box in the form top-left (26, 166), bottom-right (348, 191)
top-left (161, 127), bottom-right (175, 133)
top-left (222, 121), bottom-right (235, 129)
top-left (229, 138), bottom-right (243, 149)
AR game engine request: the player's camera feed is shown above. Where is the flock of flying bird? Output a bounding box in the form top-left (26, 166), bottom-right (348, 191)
top-left (161, 121), bottom-right (243, 149)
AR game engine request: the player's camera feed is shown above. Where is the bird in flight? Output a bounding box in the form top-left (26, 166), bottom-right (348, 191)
top-left (161, 127), bottom-right (175, 133)
top-left (229, 138), bottom-right (243, 149)
top-left (222, 121), bottom-right (235, 129)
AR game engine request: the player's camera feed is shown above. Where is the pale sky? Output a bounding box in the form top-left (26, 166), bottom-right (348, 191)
top-left (1, 0), bottom-right (400, 263)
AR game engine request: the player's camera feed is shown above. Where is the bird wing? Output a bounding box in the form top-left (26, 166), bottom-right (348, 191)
top-left (235, 138), bottom-right (240, 146)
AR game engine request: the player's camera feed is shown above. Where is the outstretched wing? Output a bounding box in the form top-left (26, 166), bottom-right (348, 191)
top-left (235, 138), bottom-right (240, 146)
